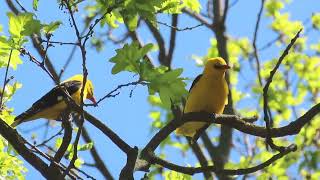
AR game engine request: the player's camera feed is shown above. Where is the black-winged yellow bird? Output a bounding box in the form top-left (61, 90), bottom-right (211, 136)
top-left (11, 74), bottom-right (96, 127)
top-left (176, 57), bottom-right (230, 137)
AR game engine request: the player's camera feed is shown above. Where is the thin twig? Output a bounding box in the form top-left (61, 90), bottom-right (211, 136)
top-left (258, 35), bottom-right (281, 51)
top-left (41, 39), bottom-right (79, 46)
top-left (157, 21), bottom-right (204, 31)
top-left (62, 0), bottom-right (87, 176)
top-left (166, 14), bottom-right (178, 68)
top-left (82, 0), bottom-right (124, 45)
top-left (36, 127), bottom-right (64, 147)
top-left (222, 0), bottom-right (229, 23)
top-left (263, 28), bottom-right (302, 151)
top-left (90, 80), bottom-right (146, 106)
top-left (41, 34), bottom-right (52, 66)
top-left (14, 0), bottom-right (28, 12)
top-left (252, 0), bottom-right (265, 86)
top-left (182, 9), bottom-right (213, 29)
top-left (19, 48), bottom-right (55, 81)
top-left (0, 49), bottom-right (13, 108)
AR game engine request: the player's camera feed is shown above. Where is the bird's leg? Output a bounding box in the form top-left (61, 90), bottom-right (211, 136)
top-left (191, 124), bottom-right (210, 144)
top-left (59, 109), bottom-right (73, 129)
top-left (190, 111), bottom-right (215, 144)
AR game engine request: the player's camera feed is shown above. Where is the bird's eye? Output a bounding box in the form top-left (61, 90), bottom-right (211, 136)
top-left (214, 63), bottom-right (221, 69)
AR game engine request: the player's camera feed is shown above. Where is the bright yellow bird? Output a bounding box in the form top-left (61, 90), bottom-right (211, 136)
top-left (176, 57), bottom-right (230, 137)
top-left (11, 74), bottom-right (96, 127)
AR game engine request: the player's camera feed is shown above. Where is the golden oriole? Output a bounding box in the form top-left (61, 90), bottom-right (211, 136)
top-left (176, 57), bottom-right (230, 137)
top-left (11, 74), bottom-right (96, 127)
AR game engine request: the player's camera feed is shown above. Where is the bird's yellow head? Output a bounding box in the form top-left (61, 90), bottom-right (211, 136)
top-left (203, 57), bottom-right (230, 76)
top-left (65, 74), bottom-right (96, 104)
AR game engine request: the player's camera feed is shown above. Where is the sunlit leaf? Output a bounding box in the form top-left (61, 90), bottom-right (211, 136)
top-left (43, 21), bottom-right (62, 34)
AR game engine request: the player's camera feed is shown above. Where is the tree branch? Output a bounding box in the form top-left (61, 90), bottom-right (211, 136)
top-left (188, 139), bottom-right (213, 179)
top-left (147, 144), bottom-right (296, 175)
top-left (83, 111), bottom-right (132, 154)
top-left (0, 49), bottom-right (13, 108)
top-left (252, 0), bottom-right (265, 86)
top-left (166, 14), bottom-right (178, 67)
top-left (263, 28), bottom-right (302, 151)
top-left (182, 9), bottom-right (213, 29)
top-left (119, 146), bottom-right (138, 180)
top-left (145, 20), bottom-right (167, 66)
top-left (141, 102), bottom-right (319, 156)
top-left (79, 124), bottom-right (114, 180)
top-left (0, 118), bottom-right (59, 178)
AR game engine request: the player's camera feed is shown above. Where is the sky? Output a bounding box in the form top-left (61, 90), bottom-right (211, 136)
top-left (0, 0), bottom-right (319, 179)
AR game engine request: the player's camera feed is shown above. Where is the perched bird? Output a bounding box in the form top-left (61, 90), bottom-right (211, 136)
top-left (11, 74), bottom-right (96, 127)
top-left (176, 57), bottom-right (230, 137)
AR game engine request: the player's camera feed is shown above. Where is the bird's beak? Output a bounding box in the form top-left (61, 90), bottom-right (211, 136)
top-left (222, 65), bottom-right (231, 69)
top-left (89, 96), bottom-right (97, 105)
top-left (215, 64), bottom-right (231, 69)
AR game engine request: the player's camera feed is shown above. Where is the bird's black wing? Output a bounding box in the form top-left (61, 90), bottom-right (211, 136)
top-left (14, 80), bottom-right (82, 122)
top-left (189, 74), bottom-right (202, 92)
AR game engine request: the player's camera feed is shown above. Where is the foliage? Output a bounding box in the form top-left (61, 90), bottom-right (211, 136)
top-left (110, 42), bottom-right (187, 107)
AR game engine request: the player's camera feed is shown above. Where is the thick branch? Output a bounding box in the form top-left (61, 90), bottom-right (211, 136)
top-left (119, 146), bottom-right (138, 180)
top-left (147, 144), bottom-right (296, 175)
top-left (188, 140), bottom-right (213, 179)
top-left (0, 118), bottom-right (55, 178)
top-left (142, 103), bottom-right (320, 154)
top-left (80, 126), bottom-right (114, 180)
top-left (83, 111), bottom-right (132, 154)
top-left (212, 1), bottom-right (233, 178)
top-left (48, 116), bottom-right (72, 178)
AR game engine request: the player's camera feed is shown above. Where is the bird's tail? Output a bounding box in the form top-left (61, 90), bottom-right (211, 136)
top-left (11, 118), bottom-right (22, 127)
top-left (175, 122), bottom-right (207, 137)
top-left (11, 112), bottom-right (30, 127)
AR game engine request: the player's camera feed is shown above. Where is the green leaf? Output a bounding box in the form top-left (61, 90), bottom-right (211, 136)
top-left (12, 12), bottom-right (41, 36)
top-left (159, 0), bottom-right (182, 13)
top-left (158, 86), bottom-right (171, 108)
top-left (0, 38), bottom-right (23, 69)
top-left (43, 21), bottom-right (62, 34)
top-left (183, 0), bottom-right (201, 13)
top-left (312, 13), bottom-right (320, 30)
top-left (33, 0), bottom-right (39, 11)
top-left (265, 0), bottom-right (284, 17)
top-left (147, 68), bottom-right (187, 108)
top-left (126, 14), bottom-right (139, 31)
top-left (164, 171), bottom-right (192, 180)
top-left (75, 158), bottom-right (84, 168)
top-left (0, 110), bottom-right (15, 125)
top-left (7, 12), bottom-right (41, 45)
top-left (271, 13), bottom-right (303, 38)
top-left (55, 138), bottom-right (63, 149)
top-left (78, 142), bottom-right (94, 151)
top-left (109, 42), bottom-right (153, 74)
top-left (100, 11), bottom-right (124, 28)
top-left (2, 82), bottom-right (22, 104)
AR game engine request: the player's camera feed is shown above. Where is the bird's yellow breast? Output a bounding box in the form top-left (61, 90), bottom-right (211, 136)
top-left (176, 75), bottom-right (228, 137)
top-left (184, 75), bottom-right (228, 114)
